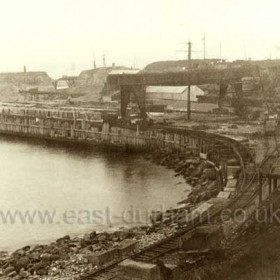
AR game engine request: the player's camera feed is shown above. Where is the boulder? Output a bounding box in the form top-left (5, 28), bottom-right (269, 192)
top-left (83, 233), bottom-right (91, 243)
top-left (12, 249), bottom-right (25, 258)
top-left (22, 246), bottom-right (31, 252)
top-left (20, 270), bottom-right (30, 278)
top-left (97, 233), bottom-right (108, 242)
top-left (191, 167), bottom-right (203, 177)
top-left (7, 270), bottom-right (17, 277)
top-left (89, 231), bottom-right (97, 240)
top-left (31, 261), bottom-right (49, 272)
top-left (40, 253), bottom-right (52, 263)
top-left (15, 256), bottom-right (30, 272)
top-left (36, 268), bottom-right (48, 276)
top-left (1, 260), bottom-right (10, 269)
top-left (203, 168), bottom-right (217, 180)
top-left (51, 248), bottom-right (60, 255)
top-left (33, 245), bottom-right (44, 252)
top-left (207, 181), bottom-right (218, 191)
top-left (50, 254), bottom-right (60, 262)
top-left (56, 235), bottom-right (70, 244)
top-left (4, 266), bottom-right (15, 275)
top-left (28, 252), bottom-right (40, 262)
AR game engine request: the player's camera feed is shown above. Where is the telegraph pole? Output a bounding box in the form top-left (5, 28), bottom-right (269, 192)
top-left (220, 42), bottom-right (222, 61)
top-left (103, 51), bottom-right (106, 67)
top-left (187, 41), bottom-right (192, 120)
top-left (202, 34), bottom-right (206, 60)
top-left (93, 51), bottom-right (96, 69)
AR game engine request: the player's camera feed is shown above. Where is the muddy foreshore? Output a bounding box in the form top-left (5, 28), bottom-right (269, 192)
top-left (0, 147), bottom-right (222, 280)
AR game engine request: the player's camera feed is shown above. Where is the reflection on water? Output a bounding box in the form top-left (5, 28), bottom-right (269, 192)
top-left (0, 136), bottom-right (188, 251)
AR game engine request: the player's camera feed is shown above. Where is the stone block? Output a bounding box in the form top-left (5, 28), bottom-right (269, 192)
top-left (226, 179), bottom-right (237, 188)
top-left (118, 259), bottom-right (161, 280)
top-left (224, 187), bottom-right (236, 192)
top-left (217, 191), bottom-right (231, 199)
top-left (227, 166), bottom-right (241, 178)
top-left (118, 240), bottom-right (139, 258)
top-left (87, 248), bottom-right (120, 266)
top-left (179, 225), bottom-right (223, 252)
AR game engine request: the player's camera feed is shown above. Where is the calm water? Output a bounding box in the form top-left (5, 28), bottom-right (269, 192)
top-left (0, 136), bottom-right (188, 251)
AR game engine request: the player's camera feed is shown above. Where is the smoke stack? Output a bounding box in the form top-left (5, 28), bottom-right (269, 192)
top-left (103, 51), bottom-right (106, 67)
top-left (92, 51), bottom-right (97, 69)
top-left (24, 65), bottom-right (26, 73)
top-left (112, 63), bottom-right (115, 68)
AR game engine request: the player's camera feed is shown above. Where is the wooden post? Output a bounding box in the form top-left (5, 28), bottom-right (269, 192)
top-left (259, 174), bottom-right (263, 204)
top-left (187, 85), bottom-right (191, 120)
top-left (269, 177), bottom-right (272, 195)
top-left (273, 177), bottom-right (277, 192)
top-left (187, 42), bottom-right (192, 120)
top-left (120, 85), bottom-right (130, 120)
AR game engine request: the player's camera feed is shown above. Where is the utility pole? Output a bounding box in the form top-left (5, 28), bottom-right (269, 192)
top-left (103, 51), bottom-right (106, 67)
top-left (220, 42), bottom-right (222, 61)
top-left (187, 41), bottom-right (192, 120)
top-left (202, 34), bottom-right (206, 60)
top-left (243, 43), bottom-right (247, 60)
top-left (93, 51), bottom-right (96, 69)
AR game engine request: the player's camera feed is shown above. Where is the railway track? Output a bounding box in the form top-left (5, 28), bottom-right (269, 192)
top-left (226, 142), bottom-right (280, 248)
top-left (80, 129), bottom-right (258, 280)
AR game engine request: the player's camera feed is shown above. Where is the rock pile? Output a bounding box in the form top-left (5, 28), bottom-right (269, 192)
top-left (146, 148), bottom-right (221, 204)
top-left (0, 229), bottom-right (143, 280)
top-left (138, 225), bottom-right (177, 250)
top-left (145, 148), bottom-right (221, 227)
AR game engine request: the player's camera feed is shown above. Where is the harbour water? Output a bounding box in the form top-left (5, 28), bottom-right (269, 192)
top-left (0, 136), bottom-right (188, 251)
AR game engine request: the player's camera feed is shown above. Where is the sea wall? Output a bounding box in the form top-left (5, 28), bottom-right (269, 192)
top-left (0, 106), bottom-right (244, 164)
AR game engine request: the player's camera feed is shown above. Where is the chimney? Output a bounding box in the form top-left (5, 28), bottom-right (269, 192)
top-left (103, 52), bottom-right (106, 67)
top-left (24, 65), bottom-right (27, 73)
top-left (112, 63), bottom-right (115, 68)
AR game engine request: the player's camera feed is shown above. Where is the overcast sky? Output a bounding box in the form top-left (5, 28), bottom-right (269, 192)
top-left (0, 0), bottom-right (279, 78)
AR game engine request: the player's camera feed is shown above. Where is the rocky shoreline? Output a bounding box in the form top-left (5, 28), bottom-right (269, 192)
top-left (0, 226), bottom-right (178, 279)
top-left (0, 147), bottom-right (222, 280)
top-left (145, 147), bottom-right (222, 205)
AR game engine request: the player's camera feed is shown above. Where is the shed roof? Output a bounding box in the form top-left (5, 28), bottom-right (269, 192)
top-left (146, 86), bottom-right (189, 94)
top-left (109, 69), bottom-right (140, 75)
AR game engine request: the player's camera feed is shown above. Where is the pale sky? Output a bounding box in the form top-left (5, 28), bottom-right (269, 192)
top-left (0, 0), bottom-right (279, 78)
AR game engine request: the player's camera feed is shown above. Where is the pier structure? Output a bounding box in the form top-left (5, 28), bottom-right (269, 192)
top-left (0, 104), bottom-right (256, 280)
top-left (106, 65), bottom-right (257, 119)
top-left (259, 163), bottom-right (280, 203)
top-left (0, 104), bottom-right (249, 184)
top-left (0, 106), bottom-right (244, 153)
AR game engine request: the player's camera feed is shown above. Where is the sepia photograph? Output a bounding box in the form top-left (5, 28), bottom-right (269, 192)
top-left (0, 0), bottom-right (280, 279)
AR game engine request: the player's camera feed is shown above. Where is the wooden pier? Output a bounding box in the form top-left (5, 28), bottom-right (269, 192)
top-left (0, 105), bottom-right (249, 171)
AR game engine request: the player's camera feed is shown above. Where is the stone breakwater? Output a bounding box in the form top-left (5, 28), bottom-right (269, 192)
top-left (0, 144), bottom-right (227, 280)
top-left (0, 225), bottom-right (179, 280)
top-left (146, 147), bottom-right (222, 206)
top-left (0, 148), bottom-right (223, 280)
top-left (0, 112), bottom-right (245, 279)
top-left (0, 230), bottom-right (139, 279)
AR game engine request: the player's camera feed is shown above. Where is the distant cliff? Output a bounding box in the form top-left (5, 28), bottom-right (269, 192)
top-left (0, 71), bottom-right (54, 101)
top-left (69, 67), bottom-right (131, 102)
top-left (143, 59), bottom-right (224, 72)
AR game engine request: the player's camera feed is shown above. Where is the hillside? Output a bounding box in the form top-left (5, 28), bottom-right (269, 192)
top-left (0, 72), bottom-right (54, 102)
top-left (69, 67), bottom-right (131, 102)
top-left (143, 59), bottom-right (223, 72)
